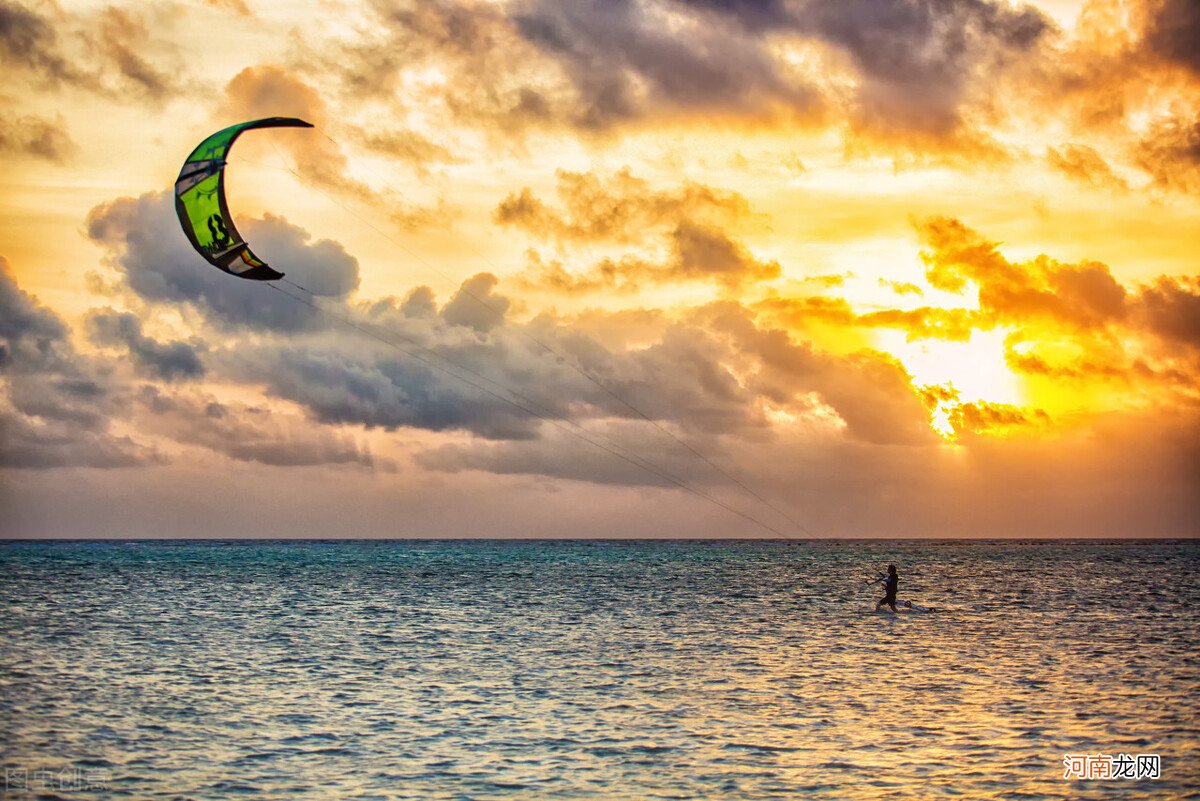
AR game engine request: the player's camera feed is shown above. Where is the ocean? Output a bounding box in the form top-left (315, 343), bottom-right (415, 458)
top-left (1, 539), bottom-right (1197, 799)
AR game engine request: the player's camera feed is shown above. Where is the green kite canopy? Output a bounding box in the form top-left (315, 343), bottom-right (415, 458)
top-left (174, 117), bottom-right (313, 281)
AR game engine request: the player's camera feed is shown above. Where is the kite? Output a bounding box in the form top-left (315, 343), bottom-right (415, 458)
top-left (174, 117), bottom-right (313, 281)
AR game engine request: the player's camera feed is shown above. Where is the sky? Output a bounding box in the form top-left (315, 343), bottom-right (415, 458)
top-left (1, 0), bottom-right (1197, 538)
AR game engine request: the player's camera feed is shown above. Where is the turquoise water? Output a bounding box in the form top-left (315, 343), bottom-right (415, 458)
top-left (1, 539), bottom-right (1197, 799)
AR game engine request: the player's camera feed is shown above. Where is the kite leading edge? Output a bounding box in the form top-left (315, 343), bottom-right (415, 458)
top-left (174, 117), bottom-right (313, 281)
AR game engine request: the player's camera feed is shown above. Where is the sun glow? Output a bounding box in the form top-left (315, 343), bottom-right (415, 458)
top-left (878, 329), bottom-right (1022, 405)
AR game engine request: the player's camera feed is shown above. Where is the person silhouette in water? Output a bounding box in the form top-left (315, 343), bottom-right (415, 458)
top-left (876, 564), bottom-right (899, 612)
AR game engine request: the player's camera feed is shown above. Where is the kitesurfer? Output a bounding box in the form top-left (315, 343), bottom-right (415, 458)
top-left (875, 564), bottom-right (899, 612)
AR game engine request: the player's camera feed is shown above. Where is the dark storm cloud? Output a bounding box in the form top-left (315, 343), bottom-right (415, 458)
top-left (0, 257), bottom-right (106, 427)
top-left (240, 215), bottom-right (361, 298)
top-left (85, 191), bottom-right (358, 332)
top-left (0, 257), bottom-right (153, 469)
top-left (82, 187), bottom-right (581, 442)
top-left (399, 286), bottom-right (438, 318)
top-left (87, 309), bottom-right (205, 381)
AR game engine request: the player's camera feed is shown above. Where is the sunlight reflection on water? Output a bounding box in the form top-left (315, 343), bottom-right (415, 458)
top-left (1, 539), bottom-right (1197, 799)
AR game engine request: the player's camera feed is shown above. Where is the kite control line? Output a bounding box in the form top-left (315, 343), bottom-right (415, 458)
top-left (173, 117), bottom-right (809, 539)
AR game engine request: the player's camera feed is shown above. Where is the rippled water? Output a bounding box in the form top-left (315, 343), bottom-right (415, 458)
top-left (1, 539), bottom-right (1197, 799)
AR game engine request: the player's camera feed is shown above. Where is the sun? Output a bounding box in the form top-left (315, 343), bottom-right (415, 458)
top-left (873, 328), bottom-right (1026, 439)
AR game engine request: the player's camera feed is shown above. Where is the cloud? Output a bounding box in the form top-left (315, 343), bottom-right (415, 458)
top-left (415, 421), bottom-right (692, 487)
top-left (85, 190), bottom-right (357, 332)
top-left (1047, 143), bottom-right (1130, 190)
top-left (0, 415), bottom-right (153, 469)
top-left (502, 170), bottom-right (776, 293)
top-left (359, 127), bottom-right (460, 170)
top-left (697, 302), bottom-right (936, 445)
top-left (222, 65), bottom-right (452, 227)
top-left (0, 257), bottom-right (153, 469)
top-left (201, 0), bottom-right (251, 17)
top-left (93, 6), bottom-right (174, 101)
top-left (856, 307), bottom-right (983, 341)
top-left (240, 215), bottom-right (361, 298)
top-left (947, 399), bottom-right (1050, 437)
top-left (0, 114), bottom-right (73, 162)
top-left (1136, 113), bottom-right (1200, 192)
top-left (0, 2), bottom-right (182, 103)
top-left (86, 308), bottom-right (205, 381)
top-left (521, 223), bottom-right (781, 294)
top-left (1031, 0), bottom-right (1200, 194)
top-left (441, 273), bottom-right (512, 333)
top-left (0, 257), bottom-right (67, 360)
top-left (495, 168), bottom-right (753, 244)
top-left (75, 184), bottom-right (1195, 504)
top-left (326, 0), bottom-right (1048, 151)
top-left (752, 294), bottom-right (857, 331)
top-left (0, 0), bottom-right (76, 86)
top-left (669, 221), bottom-right (781, 287)
top-left (914, 216), bottom-right (1199, 388)
top-left (878, 278), bottom-right (923, 296)
top-left (222, 65), bottom-right (346, 186)
top-left (510, 0), bottom-right (818, 129)
top-left (133, 385), bottom-right (376, 468)
top-left (1143, 0), bottom-right (1200, 75)
top-left (918, 216), bottom-right (1128, 329)
top-left (1134, 274), bottom-right (1200, 349)
top-left (223, 341), bottom-right (549, 441)
top-left (797, 0), bottom-right (1049, 139)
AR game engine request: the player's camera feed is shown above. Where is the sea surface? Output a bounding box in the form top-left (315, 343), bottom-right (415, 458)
top-left (0, 539), bottom-right (1197, 800)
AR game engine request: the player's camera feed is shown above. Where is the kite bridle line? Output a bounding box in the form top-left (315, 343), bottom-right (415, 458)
top-left (263, 281), bottom-right (793, 538)
top-left (260, 129), bottom-right (815, 539)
